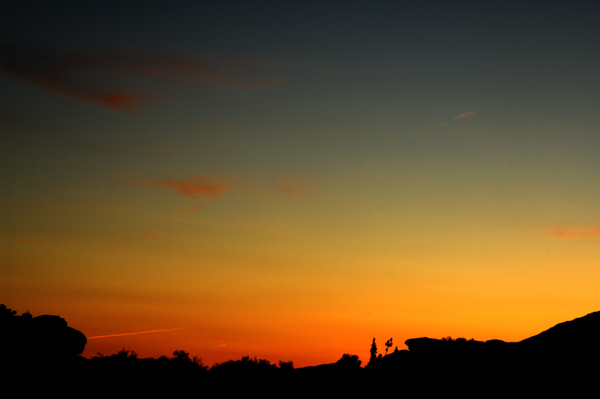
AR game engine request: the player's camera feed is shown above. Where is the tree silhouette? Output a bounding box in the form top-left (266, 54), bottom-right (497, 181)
top-left (336, 353), bottom-right (362, 368)
top-left (369, 338), bottom-right (378, 365)
top-left (172, 349), bottom-right (190, 361)
top-left (170, 349), bottom-right (207, 370)
top-left (0, 304), bottom-right (16, 319)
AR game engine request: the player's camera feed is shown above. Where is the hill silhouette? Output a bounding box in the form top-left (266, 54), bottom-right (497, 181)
top-left (520, 310), bottom-right (600, 348)
top-left (2, 305), bottom-right (598, 396)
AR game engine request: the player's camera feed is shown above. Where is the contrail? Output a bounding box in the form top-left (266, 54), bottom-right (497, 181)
top-left (88, 327), bottom-right (183, 339)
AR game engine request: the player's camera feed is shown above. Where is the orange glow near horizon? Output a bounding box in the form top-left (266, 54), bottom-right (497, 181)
top-left (5, 222), bottom-right (600, 367)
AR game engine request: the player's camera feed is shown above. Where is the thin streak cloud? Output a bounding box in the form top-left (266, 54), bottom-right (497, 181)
top-left (88, 327), bottom-right (183, 339)
top-left (453, 111), bottom-right (476, 120)
top-left (273, 176), bottom-right (312, 196)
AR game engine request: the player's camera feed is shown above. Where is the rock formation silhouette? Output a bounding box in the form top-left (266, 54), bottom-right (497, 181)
top-left (0, 305), bottom-right (87, 361)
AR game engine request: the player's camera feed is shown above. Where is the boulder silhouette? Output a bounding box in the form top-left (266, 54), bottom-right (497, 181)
top-left (29, 315), bottom-right (87, 358)
top-left (0, 307), bottom-right (87, 362)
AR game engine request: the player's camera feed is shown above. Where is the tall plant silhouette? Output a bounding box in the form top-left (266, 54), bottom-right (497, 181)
top-left (385, 338), bottom-right (393, 355)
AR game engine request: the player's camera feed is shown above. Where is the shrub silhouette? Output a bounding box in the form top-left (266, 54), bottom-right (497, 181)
top-left (172, 349), bottom-right (207, 371)
top-left (93, 348), bottom-right (138, 360)
top-left (336, 353), bottom-right (362, 368)
top-left (278, 360), bottom-right (294, 370)
top-left (211, 356), bottom-right (278, 375)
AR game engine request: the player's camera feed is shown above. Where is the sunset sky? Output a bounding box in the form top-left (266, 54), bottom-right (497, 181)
top-left (1, 1), bottom-right (599, 367)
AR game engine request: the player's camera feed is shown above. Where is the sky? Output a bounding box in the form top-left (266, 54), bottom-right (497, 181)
top-left (1, 1), bottom-right (599, 367)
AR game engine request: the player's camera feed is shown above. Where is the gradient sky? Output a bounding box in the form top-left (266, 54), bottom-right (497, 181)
top-left (2, 1), bottom-right (599, 366)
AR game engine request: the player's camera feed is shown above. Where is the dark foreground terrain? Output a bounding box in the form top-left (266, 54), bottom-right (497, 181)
top-left (2, 304), bottom-right (598, 396)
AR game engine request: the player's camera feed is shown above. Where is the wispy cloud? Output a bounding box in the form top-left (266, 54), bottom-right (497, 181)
top-left (1, 44), bottom-right (281, 112)
top-left (550, 226), bottom-right (600, 240)
top-left (141, 173), bottom-right (313, 215)
top-left (141, 176), bottom-right (229, 200)
top-left (273, 176), bottom-right (312, 196)
top-left (453, 111), bottom-right (476, 120)
top-left (0, 44), bottom-right (148, 111)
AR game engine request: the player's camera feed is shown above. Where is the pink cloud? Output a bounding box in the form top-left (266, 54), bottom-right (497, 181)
top-left (551, 226), bottom-right (600, 240)
top-left (453, 111), bottom-right (475, 120)
top-left (141, 176), bottom-right (229, 200)
top-left (273, 176), bottom-right (312, 196)
top-left (1, 44), bottom-right (281, 112)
